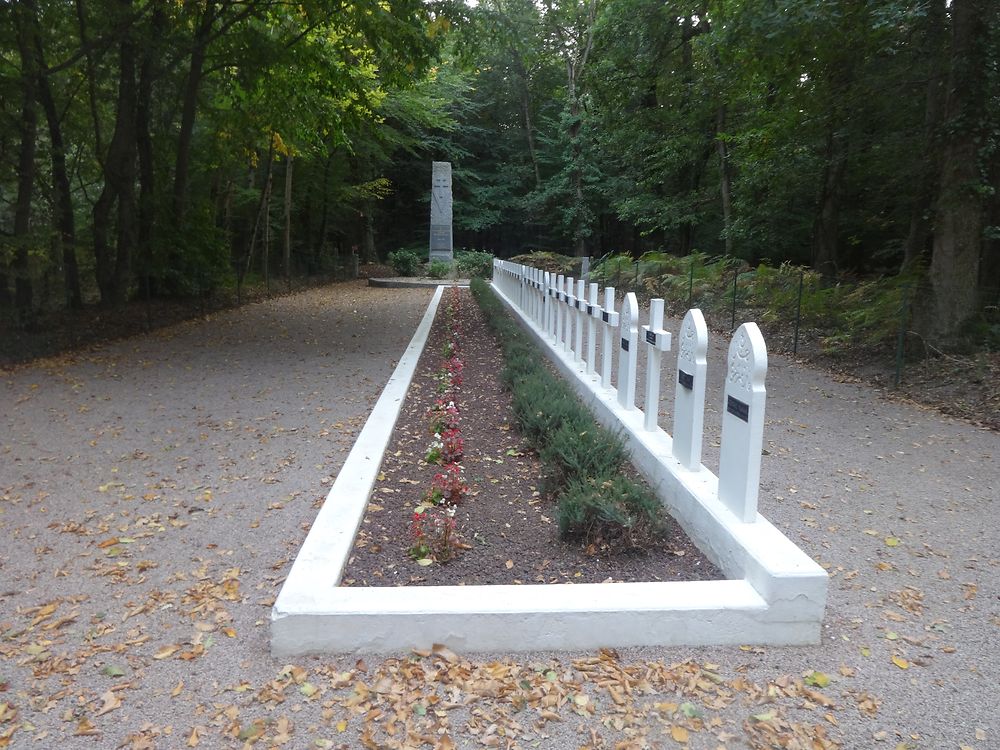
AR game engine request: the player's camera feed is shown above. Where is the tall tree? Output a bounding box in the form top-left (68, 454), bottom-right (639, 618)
top-left (924, 0), bottom-right (992, 339)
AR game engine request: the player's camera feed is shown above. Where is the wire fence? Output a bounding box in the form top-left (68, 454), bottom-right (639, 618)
top-left (574, 253), bottom-right (1000, 388)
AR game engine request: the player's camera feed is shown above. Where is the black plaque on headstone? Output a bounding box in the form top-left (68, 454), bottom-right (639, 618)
top-left (678, 370), bottom-right (694, 390)
top-left (586, 305), bottom-right (594, 316)
top-left (621, 338), bottom-right (630, 352)
top-left (726, 395), bottom-right (750, 422)
top-left (645, 330), bottom-right (657, 345)
top-left (602, 311), bottom-right (610, 323)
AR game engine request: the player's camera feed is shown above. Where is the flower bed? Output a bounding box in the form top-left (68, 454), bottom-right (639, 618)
top-left (341, 286), bottom-right (720, 586)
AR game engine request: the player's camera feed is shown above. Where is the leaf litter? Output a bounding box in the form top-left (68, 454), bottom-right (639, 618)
top-left (2, 281), bottom-right (997, 748)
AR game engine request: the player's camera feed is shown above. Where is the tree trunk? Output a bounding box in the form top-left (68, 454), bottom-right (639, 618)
top-left (511, 50), bottom-right (541, 191)
top-left (13, 2), bottom-right (39, 323)
top-left (136, 5), bottom-right (164, 301)
top-left (172, 2), bottom-right (215, 226)
top-left (923, 0), bottom-right (988, 341)
top-left (716, 105), bottom-right (734, 257)
top-left (245, 144), bottom-right (274, 280)
top-left (811, 124), bottom-right (849, 279)
top-left (902, 0), bottom-right (948, 269)
top-left (30, 0), bottom-right (82, 309)
top-left (284, 155), bottom-right (293, 290)
top-left (75, 0), bottom-right (104, 165)
top-left (92, 0), bottom-right (138, 306)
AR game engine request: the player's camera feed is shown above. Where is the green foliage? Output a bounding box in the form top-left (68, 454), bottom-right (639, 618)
top-left (455, 250), bottom-right (493, 279)
top-left (558, 475), bottom-right (662, 549)
top-left (470, 278), bottom-right (666, 552)
top-left (388, 249), bottom-right (422, 277)
top-left (427, 260), bottom-right (452, 279)
top-left (538, 422), bottom-right (627, 487)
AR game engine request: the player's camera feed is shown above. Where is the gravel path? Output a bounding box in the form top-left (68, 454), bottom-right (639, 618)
top-left (1, 280), bottom-right (997, 749)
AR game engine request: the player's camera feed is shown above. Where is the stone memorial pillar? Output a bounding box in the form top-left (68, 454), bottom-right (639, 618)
top-left (718, 322), bottom-right (768, 522)
top-left (429, 161), bottom-right (454, 262)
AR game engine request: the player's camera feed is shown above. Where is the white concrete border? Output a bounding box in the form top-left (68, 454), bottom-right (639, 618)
top-left (271, 282), bottom-right (827, 657)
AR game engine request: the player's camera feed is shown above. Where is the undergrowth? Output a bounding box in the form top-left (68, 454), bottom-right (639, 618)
top-left (470, 278), bottom-right (664, 551)
top-left (517, 249), bottom-right (932, 354)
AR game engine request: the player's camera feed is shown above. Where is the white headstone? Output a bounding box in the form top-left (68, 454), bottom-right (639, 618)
top-left (555, 274), bottom-right (565, 343)
top-left (544, 271), bottom-right (553, 337)
top-left (563, 276), bottom-right (575, 353)
top-left (586, 282), bottom-right (599, 377)
top-left (574, 279), bottom-right (586, 363)
top-left (672, 309), bottom-right (708, 470)
top-left (617, 292), bottom-right (639, 410)
top-left (600, 287), bottom-right (618, 390)
top-left (718, 322), bottom-right (768, 522)
top-left (429, 161), bottom-right (453, 262)
top-left (641, 298), bottom-right (671, 431)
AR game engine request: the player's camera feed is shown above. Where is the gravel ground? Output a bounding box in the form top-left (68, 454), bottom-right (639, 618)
top-left (1, 280), bottom-right (997, 749)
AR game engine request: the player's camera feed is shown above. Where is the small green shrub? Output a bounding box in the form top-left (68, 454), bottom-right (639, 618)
top-left (388, 249), bottom-right (421, 277)
top-left (456, 250), bottom-right (494, 279)
top-left (470, 277), bottom-right (668, 553)
top-left (427, 260), bottom-right (452, 279)
top-left (538, 422), bottom-right (627, 485)
top-left (558, 475), bottom-right (662, 548)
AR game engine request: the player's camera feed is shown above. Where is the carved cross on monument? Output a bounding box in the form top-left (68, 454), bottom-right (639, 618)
top-left (429, 161), bottom-right (453, 262)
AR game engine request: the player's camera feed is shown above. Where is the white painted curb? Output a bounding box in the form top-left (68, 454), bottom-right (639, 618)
top-left (271, 283), bottom-right (827, 656)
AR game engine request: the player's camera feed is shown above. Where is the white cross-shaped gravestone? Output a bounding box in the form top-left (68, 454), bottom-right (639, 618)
top-left (563, 276), bottom-right (576, 354)
top-left (641, 298), bottom-right (671, 431)
top-left (555, 274), bottom-right (565, 344)
top-left (586, 282), bottom-right (599, 377)
top-left (617, 292), bottom-right (639, 410)
top-left (600, 287), bottom-right (619, 389)
top-left (718, 322), bottom-right (768, 522)
top-left (545, 272), bottom-right (555, 337)
top-left (534, 268), bottom-right (542, 324)
top-left (672, 308), bottom-right (708, 470)
top-left (573, 279), bottom-right (586, 363)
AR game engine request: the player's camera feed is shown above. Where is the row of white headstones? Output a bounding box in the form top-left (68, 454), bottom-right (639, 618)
top-left (493, 260), bottom-right (768, 524)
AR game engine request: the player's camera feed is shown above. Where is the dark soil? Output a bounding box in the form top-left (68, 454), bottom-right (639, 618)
top-left (341, 286), bottom-right (721, 587)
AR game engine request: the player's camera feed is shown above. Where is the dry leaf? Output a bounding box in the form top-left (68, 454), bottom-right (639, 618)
top-left (432, 643), bottom-right (459, 663)
top-left (891, 655), bottom-right (909, 670)
top-left (74, 717), bottom-right (99, 736)
top-left (670, 725), bottom-right (690, 743)
top-left (187, 726), bottom-right (202, 747)
top-left (95, 690), bottom-right (122, 716)
top-left (154, 644), bottom-right (180, 660)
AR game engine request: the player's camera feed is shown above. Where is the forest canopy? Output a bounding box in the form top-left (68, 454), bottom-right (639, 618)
top-left (1, 0), bottom-right (997, 344)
